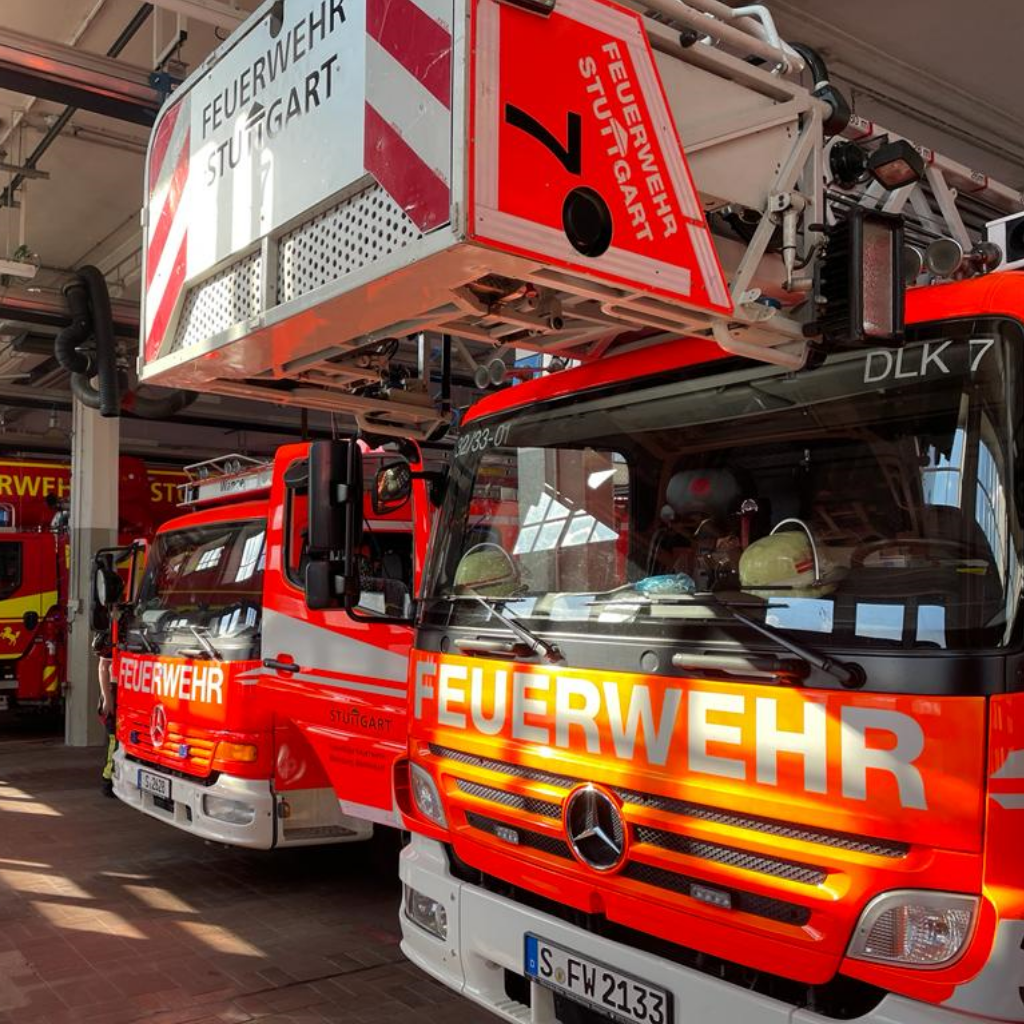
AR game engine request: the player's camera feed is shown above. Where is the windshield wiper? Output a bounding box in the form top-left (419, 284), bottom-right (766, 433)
top-left (449, 594), bottom-right (563, 664)
top-left (188, 625), bottom-right (221, 661)
top-left (123, 626), bottom-right (158, 654)
top-left (663, 593), bottom-right (864, 688)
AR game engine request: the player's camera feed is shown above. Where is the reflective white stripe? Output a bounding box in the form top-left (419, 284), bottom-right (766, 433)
top-left (476, 207), bottom-right (693, 297)
top-left (631, 46), bottom-right (703, 222)
top-left (148, 104), bottom-right (190, 222)
top-left (262, 607), bottom-right (408, 683)
top-left (473, 0), bottom-right (500, 211)
top-left (238, 667), bottom-right (405, 700)
top-left (366, 37), bottom-right (452, 184)
top-left (284, 669), bottom-right (405, 699)
top-left (991, 749), bottom-right (1024, 779)
top-left (559, 0), bottom-right (634, 36)
top-left (144, 182), bottom-right (190, 338)
top-left (411, 0), bottom-right (452, 31)
top-left (992, 793), bottom-right (1024, 810)
top-left (688, 223), bottom-right (731, 308)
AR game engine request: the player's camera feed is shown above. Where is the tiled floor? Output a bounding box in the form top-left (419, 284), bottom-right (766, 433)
top-left (0, 721), bottom-right (492, 1024)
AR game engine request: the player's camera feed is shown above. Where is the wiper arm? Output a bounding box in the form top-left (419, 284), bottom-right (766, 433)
top-left (688, 594), bottom-right (863, 688)
top-left (127, 626), bottom-right (157, 653)
top-left (188, 625), bottom-right (221, 661)
top-left (455, 593), bottom-right (563, 664)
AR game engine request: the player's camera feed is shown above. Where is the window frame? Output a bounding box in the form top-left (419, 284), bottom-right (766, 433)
top-left (0, 541), bottom-right (22, 600)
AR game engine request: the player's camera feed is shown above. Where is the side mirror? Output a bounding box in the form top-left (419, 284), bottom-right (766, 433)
top-left (373, 461), bottom-right (412, 515)
top-left (307, 440), bottom-right (362, 554)
top-left (304, 561), bottom-right (340, 612)
top-left (22, 610), bottom-right (39, 631)
top-left (94, 563), bottom-right (124, 608)
top-left (305, 441), bottom-right (363, 609)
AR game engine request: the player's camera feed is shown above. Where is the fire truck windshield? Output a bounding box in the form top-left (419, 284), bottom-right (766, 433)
top-left (425, 318), bottom-right (1023, 676)
top-left (0, 542), bottom-right (21, 600)
top-left (121, 519), bottom-right (266, 661)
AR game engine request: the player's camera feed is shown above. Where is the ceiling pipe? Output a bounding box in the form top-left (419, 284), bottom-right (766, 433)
top-left (0, 0), bottom-right (108, 152)
top-left (146, 0), bottom-right (245, 30)
top-left (0, 4), bottom-right (154, 209)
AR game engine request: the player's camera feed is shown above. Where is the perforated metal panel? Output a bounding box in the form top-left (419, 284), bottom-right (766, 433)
top-left (171, 251), bottom-right (262, 354)
top-left (633, 826), bottom-right (826, 885)
top-left (277, 184), bottom-right (423, 307)
top-left (457, 779), bottom-right (561, 819)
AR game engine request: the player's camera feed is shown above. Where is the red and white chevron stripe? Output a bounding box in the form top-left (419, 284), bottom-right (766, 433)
top-left (364, 0), bottom-right (451, 233)
top-left (144, 96), bottom-right (191, 364)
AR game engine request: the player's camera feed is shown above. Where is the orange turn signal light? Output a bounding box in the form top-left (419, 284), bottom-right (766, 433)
top-left (216, 742), bottom-right (259, 764)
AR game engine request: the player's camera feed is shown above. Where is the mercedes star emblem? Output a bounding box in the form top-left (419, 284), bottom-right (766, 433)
top-left (150, 704), bottom-right (168, 749)
top-left (564, 784), bottom-right (627, 872)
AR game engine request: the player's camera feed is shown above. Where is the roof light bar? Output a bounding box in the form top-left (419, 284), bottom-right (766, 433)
top-left (178, 453), bottom-right (273, 507)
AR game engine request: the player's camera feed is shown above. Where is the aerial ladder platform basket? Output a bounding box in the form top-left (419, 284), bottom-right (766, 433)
top-left (138, 0), bottom-right (1023, 438)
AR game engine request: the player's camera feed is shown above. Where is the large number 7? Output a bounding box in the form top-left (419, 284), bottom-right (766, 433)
top-left (504, 104), bottom-right (582, 175)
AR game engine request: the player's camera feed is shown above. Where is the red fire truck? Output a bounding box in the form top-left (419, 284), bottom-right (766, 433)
top-left (128, 0), bottom-right (1024, 1018)
top-left (0, 457), bottom-right (181, 711)
top-left (106, 445), bottom-right (433, 849)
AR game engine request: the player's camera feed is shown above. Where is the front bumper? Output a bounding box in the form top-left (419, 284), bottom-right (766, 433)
top-left (113, 748), bottom-right (277, 848)
top-left (399, 834), bottom-right (997, 1024)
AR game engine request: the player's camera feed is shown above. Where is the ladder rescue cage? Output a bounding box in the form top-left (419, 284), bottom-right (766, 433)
top-left (137, 0), bottom-right (1024, 439)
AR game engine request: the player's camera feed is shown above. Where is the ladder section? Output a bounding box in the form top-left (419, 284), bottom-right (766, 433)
top-left (136, 0), bottom-right (1023, 437)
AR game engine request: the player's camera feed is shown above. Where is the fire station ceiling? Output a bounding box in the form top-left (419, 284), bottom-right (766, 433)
top-left (0, 0), bottom-right (1019, 460)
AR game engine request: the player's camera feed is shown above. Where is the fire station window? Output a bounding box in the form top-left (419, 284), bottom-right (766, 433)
top-left (0, 542), bottom-right (21, 600)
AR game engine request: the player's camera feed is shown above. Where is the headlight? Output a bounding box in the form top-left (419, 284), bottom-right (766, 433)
top-left (404, 885), bottom-right (448, 940)
top-left (202, 794), bottom-right (256, 826)
top-left (410, 763), bottom-right (447, 828)
top-left (848, 891), bottom-right (978, 968)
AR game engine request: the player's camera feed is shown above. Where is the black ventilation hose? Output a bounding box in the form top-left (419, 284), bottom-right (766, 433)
top-left (68, 370), bottom-right (102, 410)
top-left (78, 265), bottom-right (120, 418)
top-left (790, 43), bottom-right (851, 137)
top-left (59, 266), bottom-right (199, 419)
top-left (54, 277), bottom-right (93, 376)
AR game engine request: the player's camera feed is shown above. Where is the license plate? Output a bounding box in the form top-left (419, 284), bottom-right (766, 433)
top-left (525, 935), bottom-right (671, 1024)
top-left (138, 770), bottom-right (171, 800)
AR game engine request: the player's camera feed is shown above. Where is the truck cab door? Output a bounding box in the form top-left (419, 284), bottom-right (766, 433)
top-left (0, 535), bottom-right (50, 701)
top-left (261, 445), bottom-right (413, 827)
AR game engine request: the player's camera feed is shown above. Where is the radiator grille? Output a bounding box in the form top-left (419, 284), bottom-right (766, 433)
top-left (122, 706), bottom-right (217, 776)
top-left (633, 826), bottom-right (826, 886)
top-left (457, 779), bottom-right (562, 819)
top-left (431, 744), bottom-right (907, 859)
top-left (463, 813), bottom-right (811, 926)
top-left (465, 812), bottom-right (571, 860)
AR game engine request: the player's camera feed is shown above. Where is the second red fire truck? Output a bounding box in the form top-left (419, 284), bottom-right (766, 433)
top-left (107, 445), bottom-right (433, 848)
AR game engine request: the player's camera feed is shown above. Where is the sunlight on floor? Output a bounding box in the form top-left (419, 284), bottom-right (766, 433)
top-left (0, 869), bottom-right (91, 900)
top-left (34, 901), bottom-right (147, 940)
top-left (0, 784), bottom-right (61, 817)
top-left (125, 883), bottom-right (199, 915)
top-left (178, 921), bottom-right (266, 958)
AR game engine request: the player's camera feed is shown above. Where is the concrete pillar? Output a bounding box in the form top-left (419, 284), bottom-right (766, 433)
top-left (65, 398), bottom-right (119, 747)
